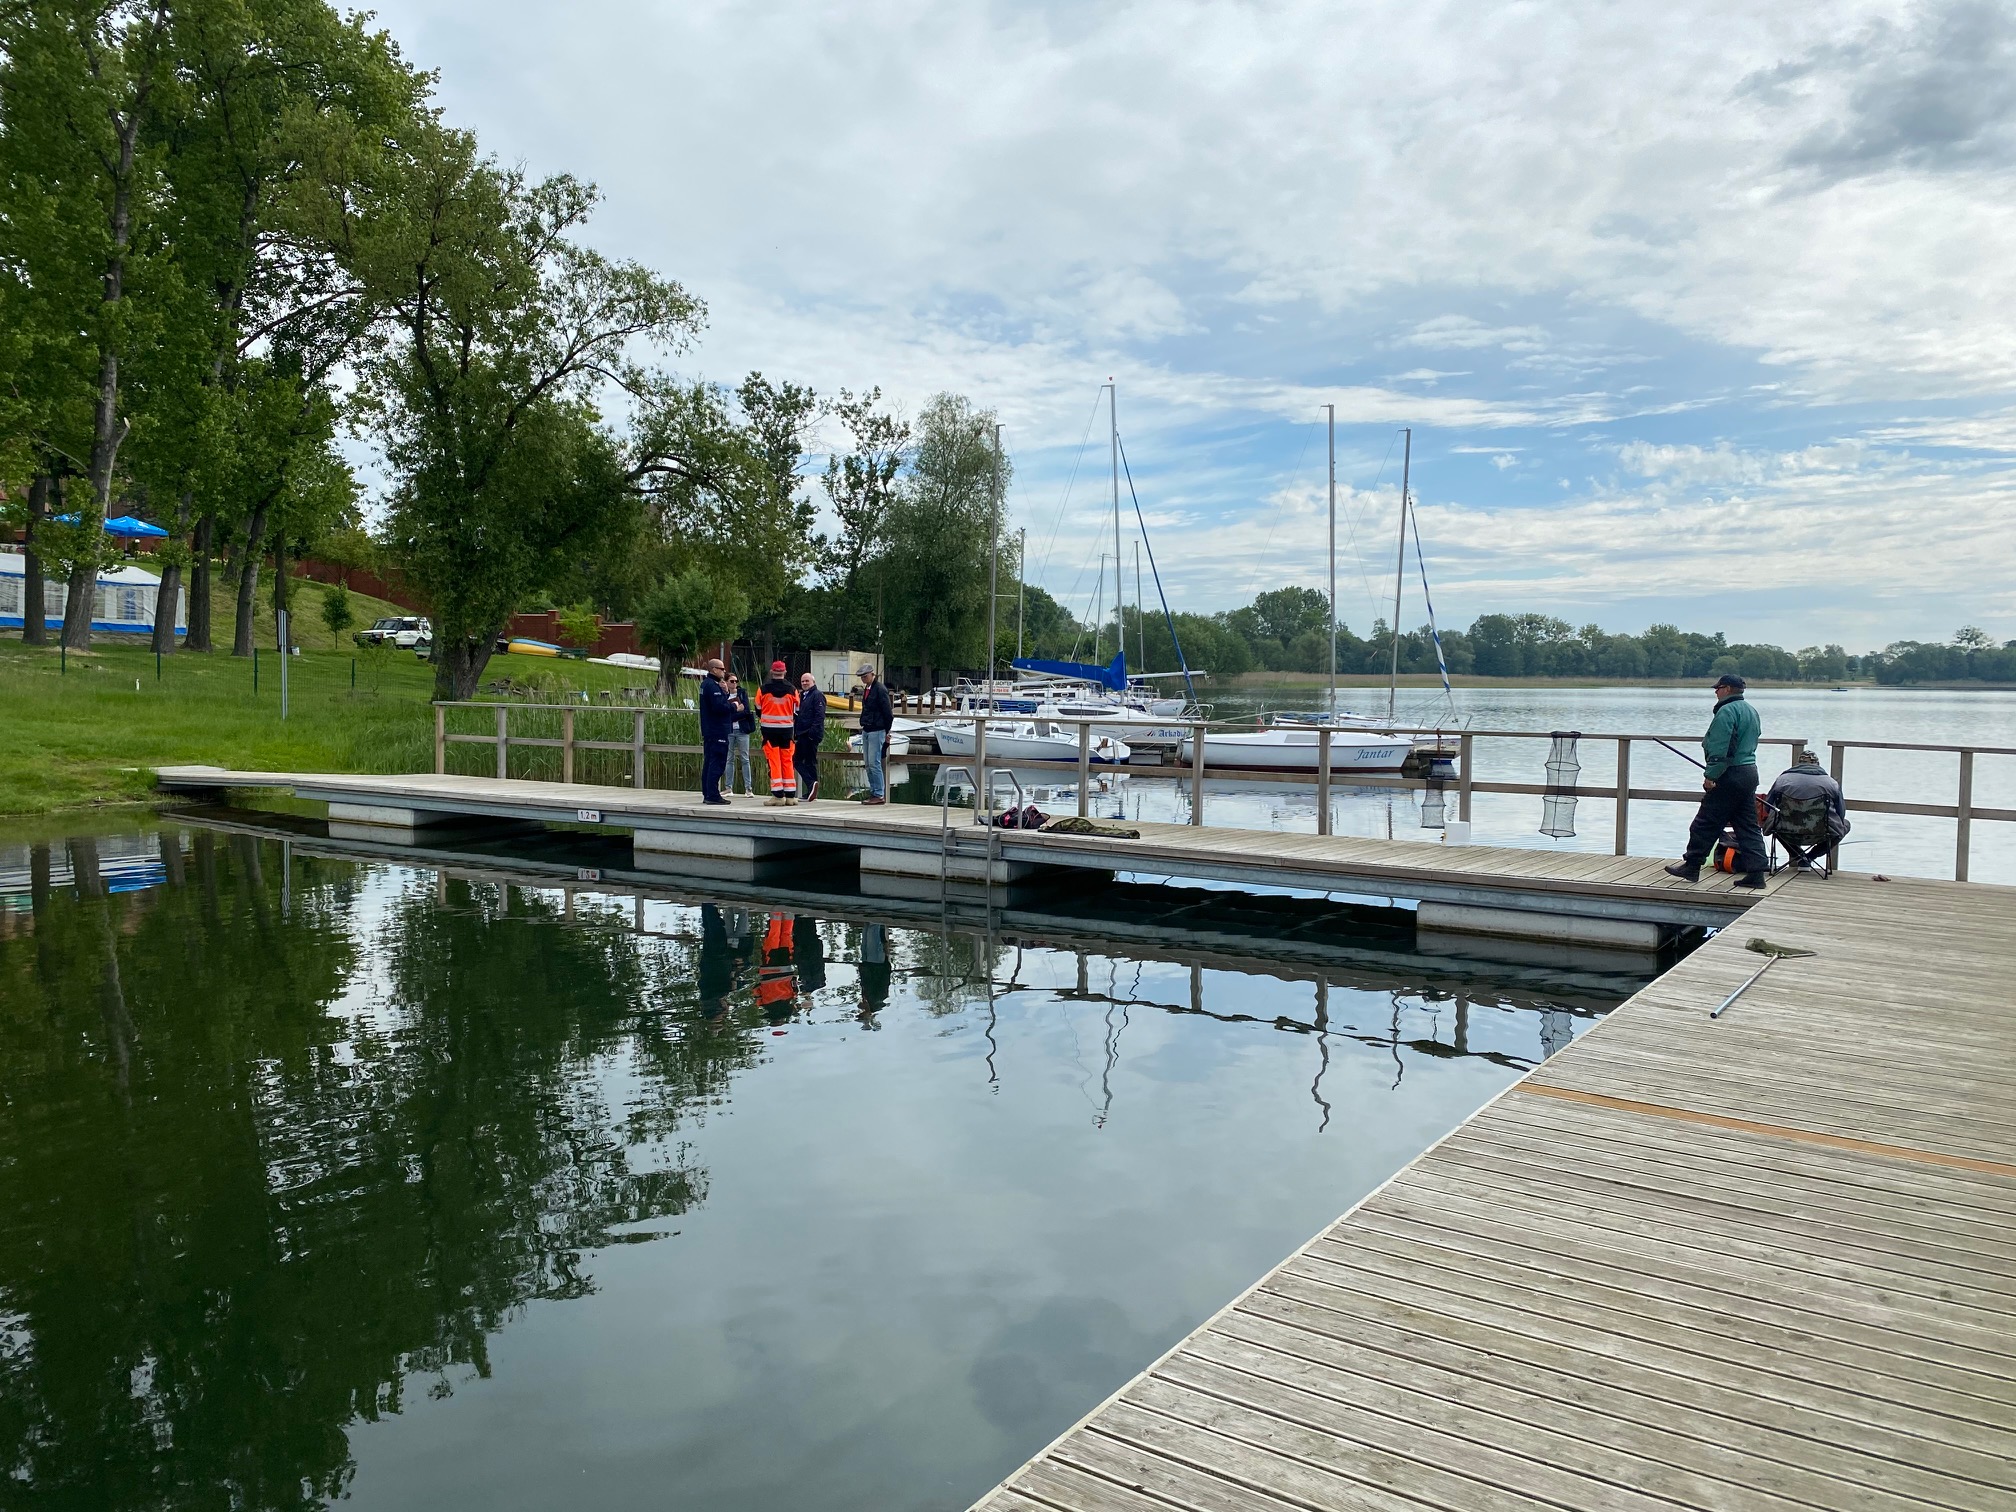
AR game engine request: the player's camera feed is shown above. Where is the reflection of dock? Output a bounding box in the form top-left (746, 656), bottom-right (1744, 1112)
top-left (971, 872), bottom-right (2016, 1512)
top-left (173, 809), bottom-right (1641, 1025)
top-left (156, 769), bottom-right (1787, 949)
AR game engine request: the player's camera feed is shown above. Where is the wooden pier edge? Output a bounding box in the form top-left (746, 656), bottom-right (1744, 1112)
top-left (965, 872), bottom-right (2016, 1512)
top-left (960, 1058), bottom-right (1560, 1512)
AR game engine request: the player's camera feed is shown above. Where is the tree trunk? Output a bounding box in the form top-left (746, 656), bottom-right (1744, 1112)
top-left (21, 476), bottom-right (48, 645)
top-left (185, 514), bottom-right (213, 651)
top-left (435, 632), bottom-right (496, 701)
top-left (59, 6), bottom-right (162, 650)
top-left (60, 559), bottom-right (98, 650)
top-left (150, 562), bottom-right (182, 654)
top-left (231, 505), bottom-right (268, 657)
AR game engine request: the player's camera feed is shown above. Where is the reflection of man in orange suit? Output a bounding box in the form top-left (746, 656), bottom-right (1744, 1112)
top-left (755, 914), bottom-right (797, 1021)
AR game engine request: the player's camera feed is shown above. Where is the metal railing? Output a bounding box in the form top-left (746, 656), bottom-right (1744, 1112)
top-left (432, 703), bottom-right (2013, 880)
top-left (1828, 740), bottom-right (2016, 882)
top-left (434, 701), bottom-right (707, 788)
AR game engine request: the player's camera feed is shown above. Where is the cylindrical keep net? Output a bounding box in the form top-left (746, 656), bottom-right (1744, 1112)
top-left (1540, 731), bottom-right (1581, 838)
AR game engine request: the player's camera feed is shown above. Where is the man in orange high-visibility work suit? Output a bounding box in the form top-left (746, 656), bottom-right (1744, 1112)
top-left (755, 914), bottom-right (796, 1021)
top-left (755, 660), bottom-right (800, 804)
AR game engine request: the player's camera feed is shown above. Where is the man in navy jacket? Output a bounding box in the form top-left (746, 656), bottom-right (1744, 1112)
top-left (794, 672), bottom-right (828, 801)
top-left (697, 658), bottom-right (734, 804)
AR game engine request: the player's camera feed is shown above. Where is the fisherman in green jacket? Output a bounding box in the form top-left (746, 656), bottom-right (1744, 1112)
top-left (1666, 673), bottom-right (1768, 889)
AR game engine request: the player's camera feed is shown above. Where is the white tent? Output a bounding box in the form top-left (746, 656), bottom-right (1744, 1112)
top-left (0, 552), bottom-right (186, 635)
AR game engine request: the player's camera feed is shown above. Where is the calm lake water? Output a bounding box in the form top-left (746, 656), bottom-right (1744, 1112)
top-left (908, 683), bottom-right (2016, 886)
top-left (0, 820), bottom-right (1640, 1512)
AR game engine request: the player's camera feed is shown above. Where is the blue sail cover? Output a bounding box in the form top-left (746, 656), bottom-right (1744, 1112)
top-left (1010, 652), bottom-right (1127, 691)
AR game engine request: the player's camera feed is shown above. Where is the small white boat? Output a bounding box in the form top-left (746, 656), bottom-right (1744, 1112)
top-left (848, 729), bottom-right (913, 758)
top-left (589, 652), bottom-right (662, 671)
top-left (1180, 727), bottom-right (1410, 772)
top-left (932, 720), bottom-right (1130, 764)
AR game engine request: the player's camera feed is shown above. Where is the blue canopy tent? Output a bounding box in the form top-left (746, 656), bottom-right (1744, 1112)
top-left (52, 513), bottom-right (171, 538)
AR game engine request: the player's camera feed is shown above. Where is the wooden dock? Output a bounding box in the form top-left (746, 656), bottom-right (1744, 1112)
top-left (970, 870), bottom-right (2016, 1512)
top-left (153, 768), bottom-right (1784, 938)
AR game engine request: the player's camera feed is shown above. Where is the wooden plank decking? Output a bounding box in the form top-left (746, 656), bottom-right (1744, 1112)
top-left (153, 768), bottom-right (1783, 927)
top-left (969, 872), bottom-right (2016, 1512)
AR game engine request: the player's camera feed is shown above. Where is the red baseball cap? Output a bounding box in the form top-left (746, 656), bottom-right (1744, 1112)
top-left (770, 660), bottom-right (786, 673)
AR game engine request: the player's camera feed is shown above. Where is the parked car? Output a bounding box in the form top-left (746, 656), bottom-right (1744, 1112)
top-left (355, 615), bottom-right (430, 649)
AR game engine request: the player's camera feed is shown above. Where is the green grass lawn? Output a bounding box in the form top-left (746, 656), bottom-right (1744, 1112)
top-left (0, 635), bottom-right (695, 817)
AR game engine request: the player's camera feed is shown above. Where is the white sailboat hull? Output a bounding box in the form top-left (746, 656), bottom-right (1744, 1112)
top-left (847, 730), bottom-right (912, 758)
top-left (1180, 729), bottom-right (1411, 772)
top-left (931, 722), bottom-right (1131, 764)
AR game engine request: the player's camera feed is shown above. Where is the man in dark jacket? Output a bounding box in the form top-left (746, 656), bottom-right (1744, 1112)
top-left (1765, 745), bottom-right (1850, 865)
top-left (1666, 672), bottom-right (1767, 888)
top-left (794, 672), bottom-right (828, 801)
top-left (856, 663), bottom-right (894, 804)
top-left (697, 658), bottom-right (734, 804)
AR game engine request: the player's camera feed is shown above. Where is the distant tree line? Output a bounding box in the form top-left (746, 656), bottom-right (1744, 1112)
top-left (1009, 585), bottom-right (2013, 686)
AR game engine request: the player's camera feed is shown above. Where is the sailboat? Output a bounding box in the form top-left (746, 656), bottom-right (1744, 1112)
top-left (1182, 412), bottom-right (1428, 774)
top-left (996, 381), bottom-right (1206, 723)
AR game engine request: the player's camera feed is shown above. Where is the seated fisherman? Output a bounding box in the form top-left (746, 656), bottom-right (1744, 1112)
top-left (1764, 744), bottom-right (1850, 867)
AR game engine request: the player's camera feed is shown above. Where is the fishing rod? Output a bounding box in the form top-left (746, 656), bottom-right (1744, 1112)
top-left (1652, 738), bottom-right (1706, 770)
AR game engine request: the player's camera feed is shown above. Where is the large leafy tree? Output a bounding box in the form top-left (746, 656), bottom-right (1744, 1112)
top-left (877, 393), bottom-right (1008, 689)
top-left (636, 566), bottom-right (748, 695)
top-left (817, 386), bottom-right (908, 646)
top-left (145, 0), bottom-right (427, 655)
top-left (352, 131), bottom-right (703, 698)
top-left (0, 1), bottom-right (174, 649)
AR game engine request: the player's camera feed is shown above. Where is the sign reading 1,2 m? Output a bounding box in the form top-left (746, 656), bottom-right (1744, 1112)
top-left (576, 809), bottom-right (602, 823)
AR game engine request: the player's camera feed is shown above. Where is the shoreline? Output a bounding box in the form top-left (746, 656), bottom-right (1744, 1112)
top-left (1222, 673), bottom-right (2016, 691)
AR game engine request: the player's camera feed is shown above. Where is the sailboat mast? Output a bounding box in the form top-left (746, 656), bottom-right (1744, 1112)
top-left (1135, 538), bottom-right (1146, 672)
top-left (1326, 404), bottom-right (1336, 721)
top-left (1110, 379), bottom-right (1122, 670)
top-left (986, 423), bottom-right (1002, 690)
top-left (1091, 555), bottom-right (1105, 661)
top-left (1388, 426), bottom-right (1411, 725)
top-left (1016, 526), bottom-right (1026, 660)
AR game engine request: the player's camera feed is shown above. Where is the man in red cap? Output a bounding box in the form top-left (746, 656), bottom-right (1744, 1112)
top-left (755, 660), bottom-right (800, 804)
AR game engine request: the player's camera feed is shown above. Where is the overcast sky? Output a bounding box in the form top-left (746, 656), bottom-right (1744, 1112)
top-left (365, 0), bottom-right (2016, 650)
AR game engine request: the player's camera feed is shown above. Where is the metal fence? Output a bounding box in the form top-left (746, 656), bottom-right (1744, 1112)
top-left (432, 703), bottom-right (2013, 881)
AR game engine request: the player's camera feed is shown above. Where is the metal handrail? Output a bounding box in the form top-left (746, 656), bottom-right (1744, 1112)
top-left (939, 765), bottom-right (976, 835)
top-left (434, 701), bottom-right (2011, 881)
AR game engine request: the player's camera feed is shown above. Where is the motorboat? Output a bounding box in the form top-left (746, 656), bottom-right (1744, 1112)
top-left (848, 727), bottom-right (914, 758)
top-left (931, 719), bottom-right (1131, 764)
top-left (1180, 726), bottom-right (1411, 772)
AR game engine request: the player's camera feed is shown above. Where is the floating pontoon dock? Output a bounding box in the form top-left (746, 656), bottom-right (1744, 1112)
top-left (154, 767), bottom-right (1786, 949)
top-left (972, 871), bottom-right (2016, 1512)
top-left (153, 766), bottom-right (2016, 1509)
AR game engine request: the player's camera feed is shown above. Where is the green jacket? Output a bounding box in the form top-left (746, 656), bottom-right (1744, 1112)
top-left (1702, 693), bottom-right (1760, 780)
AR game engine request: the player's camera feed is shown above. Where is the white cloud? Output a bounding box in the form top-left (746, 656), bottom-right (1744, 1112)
top-left (1402, 316), bottom-right (1549, 354)
top-left (361, 0), bottom-right (2016, 643)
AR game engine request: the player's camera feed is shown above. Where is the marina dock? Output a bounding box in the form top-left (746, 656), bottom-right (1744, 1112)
top-left (971, 870), bottom-right (2016, 1512)
top-left (153, 766), bottom-right (1788, 948)
top-left (150, 766), bottom-right (2016, 1507)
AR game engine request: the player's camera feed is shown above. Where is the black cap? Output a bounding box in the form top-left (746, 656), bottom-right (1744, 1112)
top-left (1715, 672), bottom-right (1745, 691)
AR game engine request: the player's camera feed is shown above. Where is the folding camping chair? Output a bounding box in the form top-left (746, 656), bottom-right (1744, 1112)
top-left (1764, 793), bottom-right (1837, 878)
